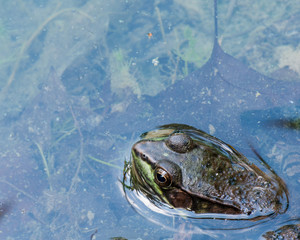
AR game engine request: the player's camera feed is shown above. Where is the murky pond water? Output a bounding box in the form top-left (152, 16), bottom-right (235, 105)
top-left (0, 0), bottom-right (299, 239)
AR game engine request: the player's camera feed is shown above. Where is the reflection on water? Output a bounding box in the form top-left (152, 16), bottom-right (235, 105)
top-left (0, 0), bottom-right (299, 239)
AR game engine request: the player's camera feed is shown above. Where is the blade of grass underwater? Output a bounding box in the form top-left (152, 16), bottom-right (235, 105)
top-left (88, 155), bottom-right (123, 170)
top-left (35, 142), bottom-right (53, 191)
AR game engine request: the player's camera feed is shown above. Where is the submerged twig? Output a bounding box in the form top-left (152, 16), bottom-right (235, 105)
top-left (0, 179), bottom-right (38, 202)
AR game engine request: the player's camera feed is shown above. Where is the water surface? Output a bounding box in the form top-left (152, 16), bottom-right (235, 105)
top-left (0, 0), bottom-right (299, 239)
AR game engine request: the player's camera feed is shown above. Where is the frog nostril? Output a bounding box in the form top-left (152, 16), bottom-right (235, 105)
top-left (141, 153), bottom-right (148, 161)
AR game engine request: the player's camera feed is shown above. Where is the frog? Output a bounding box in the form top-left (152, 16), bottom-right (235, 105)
top-left (129, 124), bottom-right (288, 219)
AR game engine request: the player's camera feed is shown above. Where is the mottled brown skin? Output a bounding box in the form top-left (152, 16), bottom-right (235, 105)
top-left (262, 224), bottom-right (300, 239)
top-left (130, 124), bottom-right (288, 217)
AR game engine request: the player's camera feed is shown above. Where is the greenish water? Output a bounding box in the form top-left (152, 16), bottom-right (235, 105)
top-left (0, 0), bottom-right (299, 239)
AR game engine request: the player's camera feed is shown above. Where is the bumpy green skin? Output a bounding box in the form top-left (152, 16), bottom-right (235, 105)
top-left (130, 124), bottom-right (288, 218)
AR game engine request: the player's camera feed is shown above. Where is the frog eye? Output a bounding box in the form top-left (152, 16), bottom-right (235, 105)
top-left (165, 133), bottom-right (194, 153)
top-left (154, 167), bottom-right (172, 187)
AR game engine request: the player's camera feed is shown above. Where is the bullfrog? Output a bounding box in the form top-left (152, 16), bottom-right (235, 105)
top-left (130, 124), bottom-right (288, 218)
